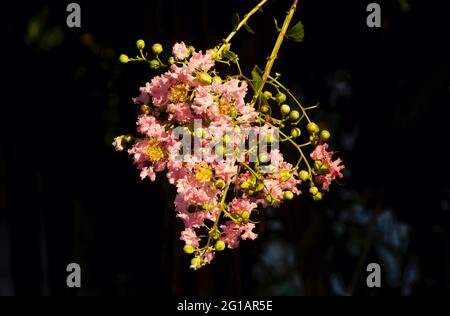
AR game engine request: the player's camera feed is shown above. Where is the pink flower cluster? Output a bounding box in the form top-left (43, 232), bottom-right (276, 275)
top-left (119, 43), bottom-right (304, 269)
top-left (114, 42), bottom-right (345, 269)
top-left (310, 143), bottom-right (345, 191)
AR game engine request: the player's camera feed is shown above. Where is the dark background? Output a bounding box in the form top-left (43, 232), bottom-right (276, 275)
top-left (1, 0), bottom-right (449, 296)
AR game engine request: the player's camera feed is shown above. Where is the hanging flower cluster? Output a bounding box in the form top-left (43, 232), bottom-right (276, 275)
top-left (114, 0), bottom-right (344, 270)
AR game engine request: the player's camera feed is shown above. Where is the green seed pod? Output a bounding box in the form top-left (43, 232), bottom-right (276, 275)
top-left (263, 91), bottom-right (273, 99)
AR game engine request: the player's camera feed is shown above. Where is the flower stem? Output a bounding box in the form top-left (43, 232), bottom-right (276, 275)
top-left (217, 0), bottom-right (269, 56)
top-left (256, 0), bottom-right (299, 101)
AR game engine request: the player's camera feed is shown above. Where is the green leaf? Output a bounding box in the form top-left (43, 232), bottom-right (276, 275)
top-left (231, 13), bottom-right (240, 31)
top-left (274, 18), bottom-right (281, 32)
top-left (223, 50), bottom-right (238, 63)
top-left (244, 23), bottom-right (255, 35)
top-left (286, 21), bottom-right (304, 42)
top-left (251, 65), bottom-right (263, 91)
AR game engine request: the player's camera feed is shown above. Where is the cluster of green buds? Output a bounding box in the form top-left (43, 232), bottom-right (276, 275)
top-left (119, 39), bottom-right (166, 69)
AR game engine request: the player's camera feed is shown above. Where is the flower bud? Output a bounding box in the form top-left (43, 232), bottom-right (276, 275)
top-left (276, 92), bottom-right (287, 103)
top-left (281, 104), bottom-right (291, 115)
top-left (136, 39), bottom-right (145, 50)
top-left (168, 56), bottom-right (176, 65)
top-left (313, 192), bottom-right (323, 201)
top-left (241, 181), bottom-right (250, 190)
top-left (289, 110), bottom-right (300, 121)
top-left (299, 170), bottom-right (309, 181)
top-left (320, 130), bottom-right (331, 141)
top-left (241, 211), bottom-right (250, 220)
top-left (124, 135), bottom-right (134, 143)
top-left (140, 104), bottom-right (151, 114)
top-left (183, 244), bottom-right (195, 254)
top-left (309, 186), bottom-right (319, 196)
top-left (255, 182), bottom-right (265, 192)
top-left (215, 179), bottom-right (226, 189)
top-left (263, 91), bottom-right (273, 99)
top-left (280, 170), bottom-right (292, 182)
top-left (191, 257), bottom-right (202, 269)
top-left (284, 191), bottom-right (294, 200)
top-left (209, 227), bottom-right (221, 240)
top-left (198, 72), bottom-right (213, 84)
top-left (260, 105), bottom-right (270, 113)
top-left (119, 54), bottom-right (129, 64)
top-left (150, 59), bottom-right (160, 69)
top-left (152, 43), bottom-right (163, 55)
top-left (213, 76), bottom-right (222, 84)
top-left (307, 122), bottom-right (320, 134)
top-left (290, 128), bottom-right (301, 138)
top-left (215, 240), bottom-right (226, 251)
top-left (259, 153), bottom-right (270, 163)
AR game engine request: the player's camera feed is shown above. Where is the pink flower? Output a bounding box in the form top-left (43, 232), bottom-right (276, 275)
top-left (229, 198), bottom-right (257, 214)
top-left (203, 250), bottom-right (215, 264)
top-left (173, 42), bottom-right (190, 60)
top-left (310, 143), bottom-right (333, 161)
top-left (220, 221), bottom-right (242, 249)
top-left (241, 223), bottom-right (258, 241)
top-left (188, 51), bottom-right (215, 72)
top-left (180, 228), bottom-right (200, 247)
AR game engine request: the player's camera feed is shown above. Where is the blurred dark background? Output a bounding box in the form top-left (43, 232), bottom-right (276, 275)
top-left (2, 0), bottom-right (449, 296)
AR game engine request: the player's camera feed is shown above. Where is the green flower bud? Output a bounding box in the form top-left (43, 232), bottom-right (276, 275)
top-left (119, 54), bottom-right (129, 64)
top-left (216, 145), bottom-right (226, 157)
top-left (191, 257), bottom-right (202, 269)
top-left (266, 194), bottom-right (274, 204)
top-left (307, 122), bottom-right (320, 134)
top-left (150, 59), bottom-right (160, 69)
top-left (195, 128), bottom-right (205, 138)
top-left (299, 170), bottom-right (309, 182)
top-left (290, 110), bottom-right (300, 121)
top-left (314, 160), bottom-right (329, 175)
top-left (241, 211), bottom-right (250, 220)
top-left (276, 92), bottom-right (287, 104)
top-left (280, 104), bottom-right (291, 115)
top-left (309, 186), bottom-right (319, 196)
top-left (284, 191), bottom-right (294, 200)
top-left (259, 153), bottom-right (270, 163)
top-left (168, 56), bottom-right (176, 65)
top-left (263, 91), bottom-right (273, 99)
top-left (255, 182), bottom-right (265, 192)
top-left (280, 170), bottom-right (292, 182)
top-left (266, 133), bottom-right (274, 144)
top-left (320, 130), bottom-right (331, 141)
top-left (209, 230), bottom-right (221, 241)
top-left (152, 43), bottom-right (163, 55)
top-left (215, 240), bottom-right (226, 251)
top-left (215, 179), bottom-right (226, 190)
top-left (188, 45), bottom-right (195, 54)
top-left (241, 181), bottom-right (250, 189)
top-left (247, 190), bottom-right (255, 196)
top-left (213, 76), bottom-right (222, 84)
top-left (313, 192), bottom-right (323, 201)
top-left (198, 72), bottom-right (212, 84)
top-left (124, 135), bottom-right (134, 143)
top-left (136, 39), bottom-right (145, 50)
top-left (290, 128), bottom-right (301, 138)
top-left (260, 105), bottom-right (270, 114)
top-left (183, 244), bottom-right (195, 254)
